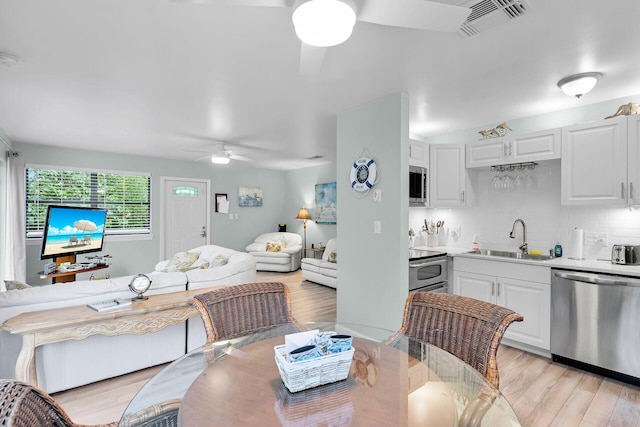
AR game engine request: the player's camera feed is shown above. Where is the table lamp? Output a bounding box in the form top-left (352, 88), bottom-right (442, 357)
top-left (295, 207), bottom-right (312, 250)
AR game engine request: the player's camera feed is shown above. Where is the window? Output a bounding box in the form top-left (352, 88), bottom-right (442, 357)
top-left (26, 166), bottom-right (151, 237)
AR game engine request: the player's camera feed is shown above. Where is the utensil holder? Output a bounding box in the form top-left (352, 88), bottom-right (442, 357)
top-left (427, 234), bottom-right (439, 247)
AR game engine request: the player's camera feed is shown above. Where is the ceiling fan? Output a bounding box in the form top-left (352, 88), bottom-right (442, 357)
top-left (174, 0), bottom-right (472, 74)
top-left (183, 142), bottom-right (253, 164)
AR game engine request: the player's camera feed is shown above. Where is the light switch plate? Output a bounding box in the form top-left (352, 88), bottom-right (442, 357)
top-left (373, 220), bottom-right (382, 234)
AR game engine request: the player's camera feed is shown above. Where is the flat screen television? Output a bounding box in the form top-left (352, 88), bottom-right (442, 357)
top-left (40, 205), bottom-right (108, 261)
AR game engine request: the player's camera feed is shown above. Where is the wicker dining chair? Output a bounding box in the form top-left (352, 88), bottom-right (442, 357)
top-left (191, 282), bottom-right (302, 344)
top-left (396, 292), bottom-right (523, 389)
top-left (0, 379), bottom-right (117, 427)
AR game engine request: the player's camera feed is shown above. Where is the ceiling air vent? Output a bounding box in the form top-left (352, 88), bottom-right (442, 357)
top-left (458, 0), bottom-right (532, 37)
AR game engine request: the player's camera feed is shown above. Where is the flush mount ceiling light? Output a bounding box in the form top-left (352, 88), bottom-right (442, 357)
top-left (292, 0), bottom-right (357, 47)
top-left (557, 72), bottom-right (603, 98)
top-left (211, 153), bottom-right (230, 164)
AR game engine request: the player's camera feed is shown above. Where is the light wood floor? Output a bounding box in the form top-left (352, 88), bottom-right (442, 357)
top-left (53, 270), bottom-right (640, 426)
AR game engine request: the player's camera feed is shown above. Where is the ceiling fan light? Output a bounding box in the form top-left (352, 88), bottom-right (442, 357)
top-left (211, 154), bottom-right (230, 164)
top-left (557, 72), bottom-right (602, 98)
top-left (292, 0), bottom-right (356, 47)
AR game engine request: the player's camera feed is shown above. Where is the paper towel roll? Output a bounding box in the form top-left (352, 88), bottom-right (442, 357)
top-left (569, 228), bottom-right (584, 259)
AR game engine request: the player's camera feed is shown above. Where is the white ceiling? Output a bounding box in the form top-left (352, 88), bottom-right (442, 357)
top-left (1, 0), bottom-right (640, 170)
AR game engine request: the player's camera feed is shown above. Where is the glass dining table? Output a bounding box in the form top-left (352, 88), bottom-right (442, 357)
top-left (119, 322), bottom-right (520, 426)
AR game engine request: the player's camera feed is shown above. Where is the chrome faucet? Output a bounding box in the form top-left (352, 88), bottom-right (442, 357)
top-left (509, 219), bottom-right (528, 254)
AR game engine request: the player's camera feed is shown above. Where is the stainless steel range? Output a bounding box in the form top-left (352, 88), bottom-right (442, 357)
top-left (409, 249), bottom-right (448, 293)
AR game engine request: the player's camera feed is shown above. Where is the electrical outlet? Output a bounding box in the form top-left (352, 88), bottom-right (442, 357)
top-left (584, 232), bottom-right (608, 246)
top-left (450, 226), bottom-right (461, 240)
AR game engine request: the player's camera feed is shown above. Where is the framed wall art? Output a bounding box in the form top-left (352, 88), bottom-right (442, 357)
top-left (238, 186), bottom-right (263, 207)
top-left (315, 182), bottom-right (337, 224)
top-left (215, 193), bottom-right (228, 213)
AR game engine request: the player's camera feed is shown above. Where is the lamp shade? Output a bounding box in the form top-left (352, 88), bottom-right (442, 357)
top-left (292, 0), bottom-right (357, 47)
top-left (296, 207), bottom-right (311, 221)
top-left (557, 72), bottom-right (602, 98)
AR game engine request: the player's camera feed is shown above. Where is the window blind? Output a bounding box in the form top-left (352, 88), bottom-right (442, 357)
top-left (26, 167), bottom-right (151, 237)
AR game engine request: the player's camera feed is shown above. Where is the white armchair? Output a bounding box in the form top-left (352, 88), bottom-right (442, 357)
top-left (245, 232), bottom-right (303, 272)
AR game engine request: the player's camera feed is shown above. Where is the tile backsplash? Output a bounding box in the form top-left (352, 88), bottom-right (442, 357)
top-left (410, 160), bottom-right (640, 260)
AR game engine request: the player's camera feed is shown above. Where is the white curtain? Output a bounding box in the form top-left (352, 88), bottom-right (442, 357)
top-left (4, 151), bottom-right (26, 282)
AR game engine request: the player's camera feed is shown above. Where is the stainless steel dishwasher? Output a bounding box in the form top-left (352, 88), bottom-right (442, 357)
top-left (551, 269), bottom-right (640, 385)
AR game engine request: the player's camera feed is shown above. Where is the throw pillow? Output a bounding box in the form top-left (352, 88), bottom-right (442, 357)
top-left (163, 251), bottom-right (200, 272)
top-left (4, 280), bottom-right (32, 291)
top-left (328, 252), bottom-right (337, 263)
top-left (266, 242), bottom-right (286, 252)
top-left (188, 261), bottom-right (210, 270)
top-left (212, 254), bottom-right (228, 267)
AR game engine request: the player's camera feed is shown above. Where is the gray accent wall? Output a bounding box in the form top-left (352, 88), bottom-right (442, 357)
top-left (285, 163), bottom-right (337, 249)
top-left (14, 142), bottom-right (287, 284)
top-left (336, 93), bottom-right (409, 331)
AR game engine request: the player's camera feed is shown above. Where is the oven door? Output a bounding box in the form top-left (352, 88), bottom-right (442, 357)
top-left (411, 282), bottom-right (449, 294)
top-left (409, 257), bottom-right (448, 291)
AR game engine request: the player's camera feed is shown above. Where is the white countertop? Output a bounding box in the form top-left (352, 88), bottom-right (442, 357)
top-left (412, 245), bottom-right (640, 278)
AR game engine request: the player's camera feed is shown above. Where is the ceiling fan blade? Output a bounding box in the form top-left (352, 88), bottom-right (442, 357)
top-left (230, 154), bottom-right (254, 162)
top-left (299, 43), bottom-right (327, 76)
top-left (170, 0), bottom-right (288, 6)
top-left (357, 0), bottom-right (471, 32)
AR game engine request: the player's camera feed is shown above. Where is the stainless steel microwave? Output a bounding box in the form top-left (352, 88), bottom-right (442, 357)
top-left (409, 165), bottom-right (427, 206)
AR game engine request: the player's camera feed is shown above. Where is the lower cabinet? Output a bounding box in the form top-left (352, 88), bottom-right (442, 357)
top-left (453, 257), bottom-right (550, 353)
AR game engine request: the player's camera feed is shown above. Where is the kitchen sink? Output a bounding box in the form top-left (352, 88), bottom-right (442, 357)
top-left (466, 249), bottom-right (554, 261)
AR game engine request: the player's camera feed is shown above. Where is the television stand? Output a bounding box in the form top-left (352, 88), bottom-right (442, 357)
top-left (38, 255), bottom-right (110, 284)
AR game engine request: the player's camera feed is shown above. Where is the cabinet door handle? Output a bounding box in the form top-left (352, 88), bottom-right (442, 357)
top-left (502, 143), bottom-right (508, 158)
top-left (497, 282), bottom-right (501, 296)
top-left (622, 182), bottom-right (625, 200)
top-left (460, 191), bottom-right (465, 202)
top-left (508, 142), bottom-right (513, 157)
top-left (631, 182), bottom-right (634, 200)
top-left (492, 282), bottom-right (495, 296)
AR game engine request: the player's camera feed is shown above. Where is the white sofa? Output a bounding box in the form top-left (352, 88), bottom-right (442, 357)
top-left (153, 244), bottom-right (257, 350)
top-left (245, 232), bottom-right (303, 272)
top-left (0, 245), bottom-right (256, 393)
top-left (301, 238), bottom-right (337, 288)
top-left (0, 272), bottom-right (188, 393)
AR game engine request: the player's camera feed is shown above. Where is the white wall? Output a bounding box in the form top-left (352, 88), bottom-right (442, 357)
top-left (412, 160), bottom-right (640, 260)
top-left (411, 94), bottom-right (640, 260)
top-left (14, 142), bottom-right (288, 284)
top-left (337, 93), bottom-right (409, 331)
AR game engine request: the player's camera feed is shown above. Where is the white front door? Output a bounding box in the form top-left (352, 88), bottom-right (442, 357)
top-left (161, 178), bottom-right (210, 259)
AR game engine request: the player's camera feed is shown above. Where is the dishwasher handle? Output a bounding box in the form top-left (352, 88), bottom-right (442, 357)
top-left (553, 271), bottom-right (640, 287)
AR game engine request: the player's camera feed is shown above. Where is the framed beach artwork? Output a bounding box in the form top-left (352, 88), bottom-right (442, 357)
top-left (238, 186), bottom-right (263, 207)
top-left (315, 182), bottom-right (337, 224)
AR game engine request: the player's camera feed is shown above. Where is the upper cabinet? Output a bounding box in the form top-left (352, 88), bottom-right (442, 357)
top-left (430, 144), bottom-right (466, 207)
top-left (627, 114), bottom-right (640, 205)
top-left (561, 116), bottom-right (628, 206)
top-left (466, 128), bottom-right (561, 168)
top-left (409, 139), bottom-right (428, 168)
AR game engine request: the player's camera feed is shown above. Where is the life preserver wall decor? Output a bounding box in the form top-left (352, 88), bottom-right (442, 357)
top-left (350, 157), bottom-right (377, 192)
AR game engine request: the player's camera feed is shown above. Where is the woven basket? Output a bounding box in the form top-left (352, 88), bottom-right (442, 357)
top-left (274, 345), bottom-right (355, 393)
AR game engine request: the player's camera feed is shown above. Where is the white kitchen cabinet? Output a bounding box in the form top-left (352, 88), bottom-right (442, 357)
top-left (561, 116), bottom-right (627, 205)
top-left (627, 114), bottom-right (640, 205)
top-left (466, 128), bottom-right (560, 168)
top-left (429, 143), bottom-right (466, 207)
top-left (409, 139), bottom-right (428, 168)
top-left (453, 257), bottom-right (551, 352)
